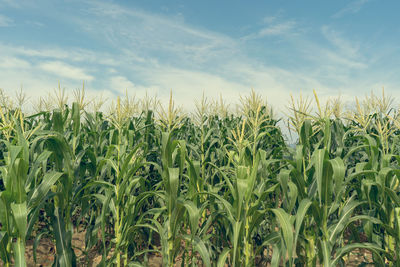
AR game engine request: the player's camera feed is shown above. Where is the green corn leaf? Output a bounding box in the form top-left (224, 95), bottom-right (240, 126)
top-left (329, 197), bottom-right (361, 243)
top-left (193, 236), bottom-right (211, 267)
top-left (332, 243), bottom-right (386, 266)
top-left (294, 199), bottom-right (312, 250)
top-left (320, 239), bottom-right (332, 267)
top-left (71, 102), bottom-right (80, 137)
top-left (53, 208), bottom-right (73, 267)
top-left (168, 167), bottom-right (180, 206)
top-left (11, 202), bottom-right (27, 238)
top-left (329, 157), bottom-right (345, 198)
top-left (29, 171), bottom-right (63, 208)
top-left (270, 244), bottom-right (281, 267)
top-left (217, 248), bottom-right (230, 267)
top-left (272, 208), bottom-right (293, 265)
top-left (311, 149), bottom-right (326, 206)
top-left (13, 237), bottom-right (26, 267)
top-left (183, 201), bottom-right (201, 235)
top-left (33, 231), bottom-right (46, 264)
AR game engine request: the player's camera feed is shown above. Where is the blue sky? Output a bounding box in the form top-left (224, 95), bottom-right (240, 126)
top-left (0, 0), bottom-right (399, 111)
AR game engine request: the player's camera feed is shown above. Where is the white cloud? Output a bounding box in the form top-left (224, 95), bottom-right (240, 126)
top-left (258, 21), bottom-right (296, 36)
top-left (324, 50), bottom-right (367, 69)
top-left (0, 43), bottom-right (118, 66)
top-left (87, 3), bottom-right (226, 42)
top-left (0, 0), bottom-right (397, 118)
top-left (242, 20), bottom-right (296, 41)
top-left (110, 76), bottom-right (136, 92)
top-left (321, 26), bottom-right (360, 57)
top-left (116, 60), bottom-right (333, 115)
top-left (0, 14), bottom-right (13, 27)
top-left (262, 15), bottom-right (278, 24)
top-left (317, 26), bottom-right (367, 70)
top-left (25, 20), bottom-right (44, 27)
top-left (0, 56), bottom-right (31, 69)
top-left (80, 2), bottom-right (238, 66)
top-left (0, 0), bottom-right (19, 7)
top-left (38, 61), bottom-right (94, 81)
top-left (332, 0), bottom-right (369, 18)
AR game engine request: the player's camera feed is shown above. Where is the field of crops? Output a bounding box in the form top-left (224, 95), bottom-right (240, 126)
top-left (1, 88), bottom-right (400, 266)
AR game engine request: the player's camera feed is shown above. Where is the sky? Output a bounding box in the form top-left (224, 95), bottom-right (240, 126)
top-left (0, 0), bottom-right (400, 113)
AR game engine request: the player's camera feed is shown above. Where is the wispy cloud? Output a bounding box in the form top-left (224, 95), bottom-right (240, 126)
top-left (38, 61), bottom-right (94, 81)
top-left (0, 0), bottom-right (397, 115)
top-left (79, 2), bottom-right (238, 68)
top-left (242, 20), bottom-right (296, 41)
top-left (0, 0), bottom-right (20, 8)
top-left (332, 0), bottom-right (369, 18)
top-left (0, 43), bottom-right (118, 66)
top-left (25, 20), bottom-right (44, 27)
top-left (109, 76), bottom-right (136, 92)
top-left (321, 26), bottom-right (361, 58)
top-left (0, 56), bottom-right (31, 69)
top-left (259, 21), bottom-right (296, 37)
top-left (0, 14), bottom-right (13, 27)
top-left (320, 25), bottom-right (366, 68)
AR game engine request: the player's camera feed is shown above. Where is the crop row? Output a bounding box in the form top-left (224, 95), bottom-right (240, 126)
top-left (1, 90), bottom-right (400, 266)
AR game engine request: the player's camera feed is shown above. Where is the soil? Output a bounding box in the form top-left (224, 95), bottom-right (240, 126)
top-left (20, 229), bottom-right (165, 267)
top-left (23, 230), bottom-right (103, 267)
top-left (1, 232), bottom-right (375, 267)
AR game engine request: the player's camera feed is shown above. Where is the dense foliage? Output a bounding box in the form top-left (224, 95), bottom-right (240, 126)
top-left (1, 90), bottom-right (400, 266)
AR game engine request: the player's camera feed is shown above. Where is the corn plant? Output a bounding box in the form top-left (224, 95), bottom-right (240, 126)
top-left (0, 110), bottom-right (63, 267)
top-left (278, 117), bottom-right (387, 266)
top-left (3, 89), bottom-right (400, 266)
top-left (144, 130), bottom-right (211, 266)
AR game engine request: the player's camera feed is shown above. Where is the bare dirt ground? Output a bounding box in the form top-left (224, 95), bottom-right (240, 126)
top-left (0, 232), bottom-right (375, 267)
top-left (23, 230), bottom-right (103, 267)
top-left (21, 230), bottom-right (163, 267)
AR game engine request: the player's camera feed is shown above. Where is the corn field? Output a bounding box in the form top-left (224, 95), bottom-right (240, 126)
top-left (2, 88), bottom-right (400, 266)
